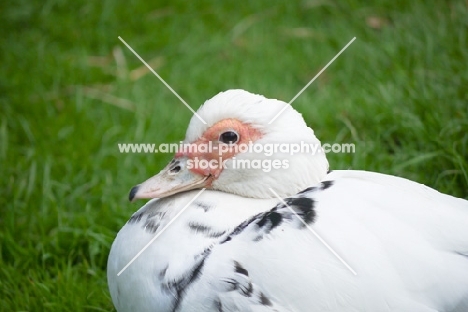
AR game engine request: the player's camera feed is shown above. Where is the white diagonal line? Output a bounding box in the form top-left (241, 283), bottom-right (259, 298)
top-left (269, 37), bottom-right (356, 124)
top-left (118, 36), bottom-right (207, 125)
top-left (269, 188), bottom-right (357, 276)
top-left (117, 188), bottom-right (206, 276)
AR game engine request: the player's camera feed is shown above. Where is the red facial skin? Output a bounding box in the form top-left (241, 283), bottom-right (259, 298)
top-left (175, 118), bottom-right (263, 181)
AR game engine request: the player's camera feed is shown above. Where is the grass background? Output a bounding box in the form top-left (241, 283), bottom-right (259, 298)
top-left (1, 0), bottom-right (467, 310)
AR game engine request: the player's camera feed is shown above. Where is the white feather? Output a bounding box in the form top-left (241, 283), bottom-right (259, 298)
top-left (108, 171), bottom-right (468, 311)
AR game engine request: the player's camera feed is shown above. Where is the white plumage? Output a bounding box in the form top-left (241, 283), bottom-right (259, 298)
top-left (108, 90), bottom-right (468, 311)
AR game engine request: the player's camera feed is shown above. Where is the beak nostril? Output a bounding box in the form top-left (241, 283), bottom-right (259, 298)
top-left (170, 165), bottom-right (181, 174)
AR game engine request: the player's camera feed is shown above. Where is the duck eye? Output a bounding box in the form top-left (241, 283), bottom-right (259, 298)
top-left (219, 130), bottom-right (239, 144)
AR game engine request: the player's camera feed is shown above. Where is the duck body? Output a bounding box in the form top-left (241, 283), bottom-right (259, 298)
top-left (108, 170), bottom-right (468, 312)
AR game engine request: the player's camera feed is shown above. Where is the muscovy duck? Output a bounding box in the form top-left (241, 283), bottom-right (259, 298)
top-left (108, 90), bottom-right (468, 312)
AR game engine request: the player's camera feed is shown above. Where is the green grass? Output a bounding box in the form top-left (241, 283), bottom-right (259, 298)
top-left (1, 0), bottom-right (467, 310)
